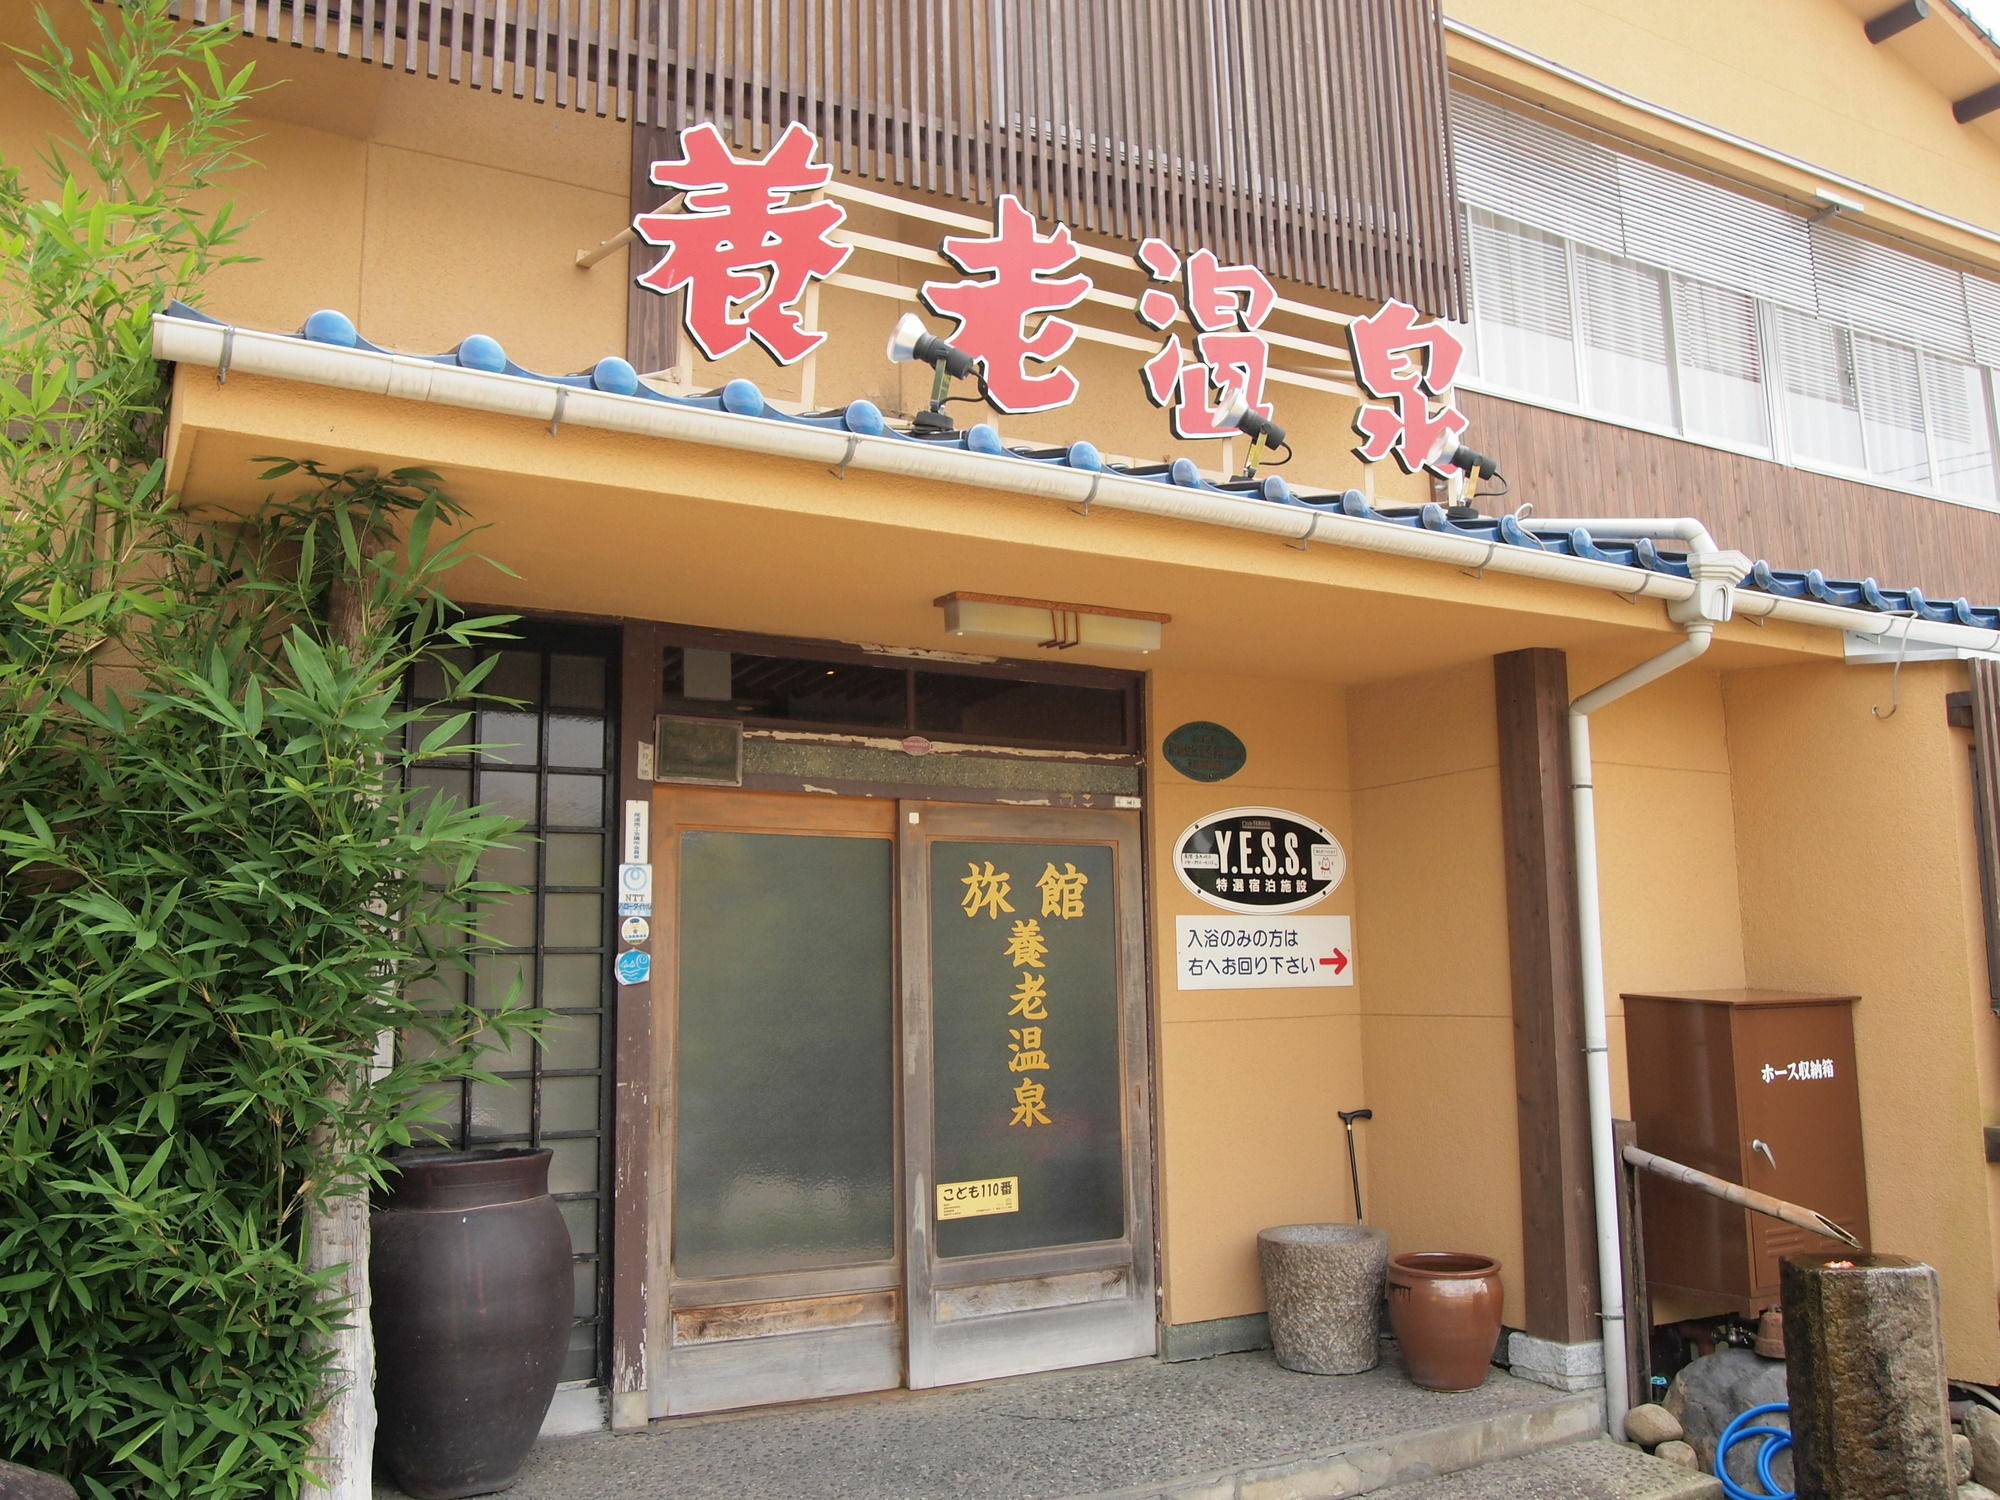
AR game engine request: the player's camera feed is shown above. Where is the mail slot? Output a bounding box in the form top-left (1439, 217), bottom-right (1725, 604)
top-left (1622, 989), bottom-right (1869, 1307)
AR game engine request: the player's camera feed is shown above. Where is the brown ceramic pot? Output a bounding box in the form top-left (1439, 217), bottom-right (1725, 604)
top-left (1385, 1251), bottom-right (1503, 1391)
top-left (371, 1148), bottom-right (572, 1499)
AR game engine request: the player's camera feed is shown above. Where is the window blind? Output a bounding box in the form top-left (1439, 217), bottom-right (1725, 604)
top-left (1812, 224), bottom-right (1973, 360)
top-left (1617, 154), bottom-right (1815, 313)
top-left (1449, 91), bottom-right (1624, 255)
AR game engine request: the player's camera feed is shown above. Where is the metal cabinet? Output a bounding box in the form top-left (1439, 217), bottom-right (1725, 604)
top-left (1622, 989), bottom-right (1869, 1308)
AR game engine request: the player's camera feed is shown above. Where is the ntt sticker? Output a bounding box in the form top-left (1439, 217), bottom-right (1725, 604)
top-left (1173, 807), bottom-right (1345, 915)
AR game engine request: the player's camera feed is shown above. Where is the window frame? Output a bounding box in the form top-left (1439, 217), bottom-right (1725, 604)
top-left (1459, 206), bottom-right (2000, 515)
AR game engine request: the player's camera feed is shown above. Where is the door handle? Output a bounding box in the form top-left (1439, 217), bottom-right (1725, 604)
top-left (1751, 1139), bottom-right (1777, 1171)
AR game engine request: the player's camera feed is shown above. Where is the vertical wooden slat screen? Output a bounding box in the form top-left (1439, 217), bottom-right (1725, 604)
top-left (1967, 658), bottom-right (2000, 1012)
top-left (171, 0), bottom-right (1461, 314)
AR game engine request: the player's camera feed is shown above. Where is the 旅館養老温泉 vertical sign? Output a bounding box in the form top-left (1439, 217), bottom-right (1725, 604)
top-left (929, 842), bottom-right (1125, 1257)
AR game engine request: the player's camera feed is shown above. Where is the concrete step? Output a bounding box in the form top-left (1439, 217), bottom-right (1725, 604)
top-left (1079, 1386), bottom-right (1607, 1500)
top-left (381, 1348), bottom-right (1615, 1500)
top-left (1369, 1439), bottom-right (1723, 1500)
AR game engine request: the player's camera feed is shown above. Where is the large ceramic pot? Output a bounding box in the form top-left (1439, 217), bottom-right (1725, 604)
top-left (1385, 1251), bottom-right (1503, 1392)
top-left (372, 1148), bottom-right (572, 1499)
top-left (1258, 1224), bottom-right (1389, 1375)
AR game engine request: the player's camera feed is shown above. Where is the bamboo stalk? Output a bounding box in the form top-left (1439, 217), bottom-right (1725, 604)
top-left (1621, 1143), bottom-right (1863, 1251)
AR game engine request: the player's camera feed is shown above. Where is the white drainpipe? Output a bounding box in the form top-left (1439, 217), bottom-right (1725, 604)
top-left (1568, 546), bottom-right (1746, 1439)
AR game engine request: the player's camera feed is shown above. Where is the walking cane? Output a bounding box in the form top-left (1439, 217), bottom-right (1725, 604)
top-left (1338, 1108), bottom-right (1372, 1222)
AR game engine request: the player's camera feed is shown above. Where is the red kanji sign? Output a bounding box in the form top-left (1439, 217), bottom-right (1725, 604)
top-left (1347, 299), bottom-right (1469, 476)
top-left (917, 195), bottom-right (1092, 414)
top-left (633, 122), bottom-right (851, 365)
top-left (1133, 237), bottom-right (1277, 440)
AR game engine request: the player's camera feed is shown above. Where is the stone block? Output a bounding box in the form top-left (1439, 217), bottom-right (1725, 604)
top-left (1506, 1331), bottom-right (1605, 1393)
top-left (1655, 1440), bottom-right (1699, 1470)
top-left (1969, 1406), bottom-right (2000, 1489)
top-left (0, 1460), bottom-right (79, 1500)
top-left (1782, 1253), bottom-right (1954, 1500)
top-left (1961, 1434), bottom-right (1977, 1484)
top-left (1625, 1401), bottom-right (1684, 1447)
top-left (1664, 1344), bottom-right (1789, 1484)
top-left (1960, 1486), bottom-right (2000, 1500)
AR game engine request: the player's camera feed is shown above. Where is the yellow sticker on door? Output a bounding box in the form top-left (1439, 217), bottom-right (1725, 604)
top-left (935, 1176), bottom-right (1020, 1220)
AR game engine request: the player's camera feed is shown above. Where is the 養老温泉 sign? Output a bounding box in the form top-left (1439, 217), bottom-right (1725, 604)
top-left (631, 123), bottom-right (1470, 474)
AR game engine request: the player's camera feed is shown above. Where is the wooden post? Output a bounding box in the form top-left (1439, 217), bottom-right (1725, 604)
top-left (1612, 1119), bottom-right (1652, 1411)
top-left (609, 621), bottom-right (662, 1428)
top-left (1494, 648), bottom-right (1599, 1345)
top-left (304, 1094), bottom-right (377, 1500)
top-left (304, 579), bottom-right (380, 1498)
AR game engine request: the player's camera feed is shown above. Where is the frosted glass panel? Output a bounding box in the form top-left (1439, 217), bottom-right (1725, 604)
top-left (674, 832), bottom-right (896, 1278)
top-left (549, 1138), bottom-right (599, 1196)
top-left (480, 840), bottom-right (536, 888)
top-left (543, 954), bottom-right (601, 1008)
top-left (547, 774), bottom-right (605, 828)
top-left (541, 1013), bottom-right (601, 1072)
top-left (480, 889), bottom-right (536, 950)
top-left (471, 1078), bottom-right (531, 1138)
top-left (480, 771), bottom-right (539, 823)
top-left (545, 833), bottom-right (603, 888)
top-left (545, 893), bottom-right (603, 949)
top-left (561, 1198), bottom-right (598, 1254)
top-left (541, 1076), bottom-right (600, 1134)
top-left (546, 714), bottom-right (606, 769)
top-left (479, 709), bottom-right (539, 765)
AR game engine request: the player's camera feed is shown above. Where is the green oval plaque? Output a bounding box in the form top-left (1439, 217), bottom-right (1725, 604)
top-left (1163, 721), bottom-right (1247, 783)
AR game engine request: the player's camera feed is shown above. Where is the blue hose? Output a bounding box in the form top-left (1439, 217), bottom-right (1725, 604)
top-left (1714, 1402), bottom-right (1793, 1500)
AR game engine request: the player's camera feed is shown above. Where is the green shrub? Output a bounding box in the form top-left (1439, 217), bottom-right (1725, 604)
top-left (0, 7), bottom-right (531, 1495)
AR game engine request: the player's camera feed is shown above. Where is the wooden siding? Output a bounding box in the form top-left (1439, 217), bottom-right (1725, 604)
top-left (1462, 391), bottom-right (2000, 605)
top-left (178, 0), bottom-right (1462, 314)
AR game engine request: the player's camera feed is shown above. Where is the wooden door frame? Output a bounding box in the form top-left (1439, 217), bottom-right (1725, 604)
top-left (898, 800), bottom-right (1159, 1389)
top-left (645, 788), bottom-right (905, 1416)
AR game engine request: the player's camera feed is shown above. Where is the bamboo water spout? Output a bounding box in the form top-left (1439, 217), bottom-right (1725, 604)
top-left (1620, 1143), bottom-right (1863, 1251)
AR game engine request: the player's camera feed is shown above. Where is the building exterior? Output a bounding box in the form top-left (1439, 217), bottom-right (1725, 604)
top-left (19, 0), bottom-right (2000, 1458)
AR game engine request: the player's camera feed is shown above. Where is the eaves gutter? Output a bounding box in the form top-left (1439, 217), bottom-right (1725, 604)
top-left (151, 312), bottom-right (2000, 659)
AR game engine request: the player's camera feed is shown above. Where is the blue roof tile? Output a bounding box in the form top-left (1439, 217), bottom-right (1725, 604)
top-left (160, 300), bottom-right (2000, 628)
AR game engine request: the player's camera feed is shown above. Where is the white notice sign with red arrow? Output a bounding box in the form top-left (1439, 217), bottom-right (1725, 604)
top-left (1174, 914), bottom-right (1353, 990)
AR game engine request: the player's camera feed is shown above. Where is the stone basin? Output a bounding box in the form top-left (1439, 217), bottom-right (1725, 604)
top-left (1258, 1223), bottom-right (1390, 1376)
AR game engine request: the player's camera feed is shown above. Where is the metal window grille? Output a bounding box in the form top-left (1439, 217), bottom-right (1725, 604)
top-left (404, 623), bottom-right (621, 1385)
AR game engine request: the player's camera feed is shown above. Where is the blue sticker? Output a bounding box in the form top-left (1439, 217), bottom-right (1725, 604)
top-left (614, 949), bottom-right (652, 986)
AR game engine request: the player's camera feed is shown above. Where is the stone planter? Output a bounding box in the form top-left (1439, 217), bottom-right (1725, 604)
top-left (1257, 1223), bottom-right (1390, 1375)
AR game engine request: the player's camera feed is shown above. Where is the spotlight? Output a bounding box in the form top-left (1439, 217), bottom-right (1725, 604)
top-left (1443, 444), bottom-right (1502, 481)
top-left (887, 312), bottom-right (977, 436)
top-left (1218, 386), bottom-right (1288, 478)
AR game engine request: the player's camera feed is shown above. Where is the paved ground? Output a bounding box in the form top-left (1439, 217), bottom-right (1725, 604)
top-left (1375, 1440), bottom-right (1722, 1499)
top-left (373, 1347), bottom-right (1590, 1500)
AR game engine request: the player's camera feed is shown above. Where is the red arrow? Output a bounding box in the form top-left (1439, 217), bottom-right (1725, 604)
top-left (1320, 949), bottom-right (1349, 975)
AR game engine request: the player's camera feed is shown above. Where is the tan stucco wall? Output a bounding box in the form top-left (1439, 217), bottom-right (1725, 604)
top-left (1449, 0), bottom-right (2000, 261)
top-left (1575, 653), bottom-right (1752, 1118)
top-left (1347, 660), bottom-right (1527, 1329)
top-left (1150, 670), bottom-right (1360, 1327)
top-left (1725, 657), bottom-right (2000, 1382)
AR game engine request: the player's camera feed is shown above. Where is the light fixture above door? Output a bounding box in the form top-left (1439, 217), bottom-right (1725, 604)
top-left (934, 592), bottom-right (1169, 653)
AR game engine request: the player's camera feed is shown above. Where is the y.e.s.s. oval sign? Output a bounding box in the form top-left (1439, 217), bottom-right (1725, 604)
top-left (1173, 807), bottom-right (1345, 914)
